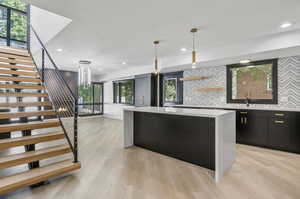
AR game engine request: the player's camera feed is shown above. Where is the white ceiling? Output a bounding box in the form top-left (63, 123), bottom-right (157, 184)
top-left (27, 0), bottom-right (300, 76)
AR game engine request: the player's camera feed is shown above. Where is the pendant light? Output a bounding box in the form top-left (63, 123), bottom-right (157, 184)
top-left (153, 40), bottom-right (160, 107)
top-left (191, 28), bottom-right (198, 69)
top-left (153, 40), bottom-right (160, 74)
top-left (78, 60), bottom-right (92, 88)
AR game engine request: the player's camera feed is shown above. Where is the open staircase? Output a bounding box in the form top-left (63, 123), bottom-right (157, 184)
top-left (0, 46), bottom-right (80, 195)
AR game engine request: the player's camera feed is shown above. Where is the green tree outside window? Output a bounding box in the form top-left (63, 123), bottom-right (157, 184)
top-left (164, 79), bottom-right (177, 102)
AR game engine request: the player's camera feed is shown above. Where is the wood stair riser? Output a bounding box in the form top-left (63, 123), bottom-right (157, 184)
top-left (0, 92), bottom-right (48, 97)
top-left (0, 84), bottom-right (43, 90)
top-left (0, 76), bottom-right (41, 83)
top-left (0, 58), bottom-right (34, 66)
top-left (0, 146), bottom-right (71, 169)
top-left (0, 101), bottom-right (52, 108)
top-left (0, 63), bottom-right (35, 71)
top-left (0, 53), bottom-right (32, 61)
top-left (0, 132), bottom-right (65, 150)
top-left (0, 47), bottom-right (29, 57)
top-left (0, 69), bottom-right (38, 77)
top-left (0, 110), bottom-right (56, 120)
top-left (0, 160), bottom-right (80, 195)
top-left (0, 121), bottom-right (61, 133)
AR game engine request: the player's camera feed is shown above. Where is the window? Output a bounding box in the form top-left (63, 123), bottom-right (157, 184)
top-left (78, 82), bottom-right (104, 116)
top-left (113, 79), bottom-right (134, 105)
top-left (161, 71), bottom-right (183, 105)
top-left (227, 59), bottom-right (278, 104)
top-left (164, 78), bottom-right (177, 103)
top-left (0, 0), bottom-right (27, 48)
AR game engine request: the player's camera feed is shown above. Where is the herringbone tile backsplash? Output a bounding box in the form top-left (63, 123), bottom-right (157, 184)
top-left (183, 56), bottom-right (300, 108)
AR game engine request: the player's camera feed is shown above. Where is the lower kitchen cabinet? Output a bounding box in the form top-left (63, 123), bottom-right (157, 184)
top-left (290, 112), bottom-right (300, 153)
top-left (268, 112), bottom-right (290, 151)
top-left (176, 106), bottom-right (300, 154)
top-left (237, 110), bottom-right (268, 147)
top-left (237, 110), bottom-right (300, 153)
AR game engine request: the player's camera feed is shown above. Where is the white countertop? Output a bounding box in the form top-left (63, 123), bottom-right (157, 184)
top-left (124, 107), bottom-right (235, 118)
top-left (167, 104), bottom-right (300, 112)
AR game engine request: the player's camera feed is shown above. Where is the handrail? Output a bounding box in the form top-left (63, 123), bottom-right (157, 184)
top-left (28, 24), bottom-right (79, 163)
top-left (29, 25), bottom-right (77, 100)
top-left (29, 47), bottom-right (76, 158)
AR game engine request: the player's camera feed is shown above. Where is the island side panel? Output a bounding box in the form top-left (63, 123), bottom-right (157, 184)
top-left (133, 112), bottom-right (215, 170)
top-left (215, 111), bottom-right (236, 182)
top-left (123, 110), bottom-right (134, 148)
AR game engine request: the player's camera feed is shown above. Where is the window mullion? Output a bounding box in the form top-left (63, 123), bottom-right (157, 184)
top-left (6, 8), bottom-right (10, 46)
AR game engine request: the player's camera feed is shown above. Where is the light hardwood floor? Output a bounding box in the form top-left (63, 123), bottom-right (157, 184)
top-left (1, 117), bottom-right (300, 199)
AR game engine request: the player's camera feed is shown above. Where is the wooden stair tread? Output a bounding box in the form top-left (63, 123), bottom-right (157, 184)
top-left (0, 131), bottom-right (65, 150)
top-left (0, 58), bottom-right (34, 66)
top-left (0, 76), bottom-right (41, 83)
top-left (0, 63), bottom-right (35, 71)
top-left (0, 53), bottom-right (32, 61)
top-left (0, 144), bottom-right (71, 169)
top-left (0, 101), bottom-right (52, 108)
top-left (0, 69), bottom-right (39, 77)
top-left (0, 47), bottom-right (29, 57)
top-left (0, 84), bottom-right (43, 90)
top-left (0, 159), bottom-right (80, 194)
top-left (0, 120), bottom-right (61, 133)
top-left (0, 110), bottom-right (56, 119)
top-left (0, 92), bottom-right (48, 97)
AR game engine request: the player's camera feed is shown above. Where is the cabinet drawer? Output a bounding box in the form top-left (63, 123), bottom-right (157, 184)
top-left (269, 111), bottom-right (290, 119)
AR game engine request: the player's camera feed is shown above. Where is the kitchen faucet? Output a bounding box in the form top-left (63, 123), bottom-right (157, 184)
top-left (245, 92), bottom-right (250, 107)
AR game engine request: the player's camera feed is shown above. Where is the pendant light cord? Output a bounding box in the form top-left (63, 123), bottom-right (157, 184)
top-left (193, 32), bottom-right (195, 51)
top-left (155, 44), bottom-right (157, 60)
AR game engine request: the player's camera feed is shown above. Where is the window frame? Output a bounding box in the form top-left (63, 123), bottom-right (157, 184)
top-left (160, 71), bottom-right (183, 106)
top-left (113, 79), bottom-right (135, 105)
top-left (0, 3), bottom-right (27, 48)
top-left (226, 59), bottom-right (278, 105)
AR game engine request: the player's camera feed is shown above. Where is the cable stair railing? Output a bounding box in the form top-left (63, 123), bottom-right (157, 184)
top-left (29, 25), bottom-right (79, 163)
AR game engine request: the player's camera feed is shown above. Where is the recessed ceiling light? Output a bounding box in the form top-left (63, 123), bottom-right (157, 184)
top-left (56, 49), bottom-right (63, 52)
top-left (240, 59), bottom-right (251, 64)
top-left (280, 22), bottom-right (292, 29)
top-left (181, 48), bottom-right (187, 52)
top-left (122, 62), bottom-right (127, 65)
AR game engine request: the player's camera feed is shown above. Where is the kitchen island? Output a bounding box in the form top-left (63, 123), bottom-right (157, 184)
top-left (123, 107), bottom-right (236, 182)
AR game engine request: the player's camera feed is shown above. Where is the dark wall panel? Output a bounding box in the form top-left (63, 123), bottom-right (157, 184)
top-left (43, 69), bottom-right (78, 97)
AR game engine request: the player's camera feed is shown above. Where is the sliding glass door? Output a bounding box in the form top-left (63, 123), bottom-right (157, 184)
top-left (78, 82), bottom-right (103, 116)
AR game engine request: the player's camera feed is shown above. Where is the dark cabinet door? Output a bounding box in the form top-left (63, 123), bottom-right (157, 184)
top-left (240, 110), bottom-right (268, 147)
top-left (290, 112), bottom-right (300, 153)
top-left (268, 115), bottom-right (290, 150)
